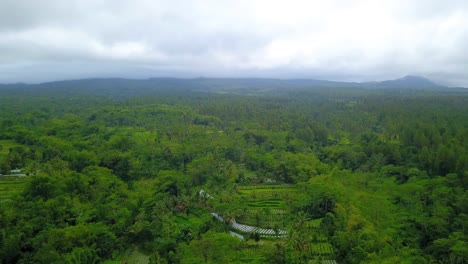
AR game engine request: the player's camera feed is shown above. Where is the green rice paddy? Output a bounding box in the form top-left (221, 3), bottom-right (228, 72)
top-left (0, 177), bottom-right (27, 202)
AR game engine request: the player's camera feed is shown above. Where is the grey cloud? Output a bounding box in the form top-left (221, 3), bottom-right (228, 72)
top-left (0, 0), bottom-right (468, 86)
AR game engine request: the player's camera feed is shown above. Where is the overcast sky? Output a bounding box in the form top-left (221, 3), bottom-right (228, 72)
top-left (1, 0), bottom-right (468, 86)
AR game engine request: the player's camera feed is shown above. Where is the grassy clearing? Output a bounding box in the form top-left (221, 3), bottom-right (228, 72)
top-left (175, 213), bottom-right (207, 231)
top-left (0, 177), bottom-right (27, 202)
top-left (119, 248), bottom-right (149, 264)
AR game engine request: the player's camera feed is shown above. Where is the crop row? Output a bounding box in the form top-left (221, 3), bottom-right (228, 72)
top-left (243, 192), bottom-right (291, 199)
top-left (310, 243), bottom-right (334, 255)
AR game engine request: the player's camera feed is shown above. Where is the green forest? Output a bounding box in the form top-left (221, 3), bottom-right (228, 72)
top-left (0, 80), bottom-right (467, 263)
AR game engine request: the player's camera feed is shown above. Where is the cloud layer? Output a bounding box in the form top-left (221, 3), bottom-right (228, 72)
top-left (1, 0), bottom-right (468, 86)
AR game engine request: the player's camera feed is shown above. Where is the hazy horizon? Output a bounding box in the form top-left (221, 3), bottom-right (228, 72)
top-left (0, 74), bottom-right (456, 88)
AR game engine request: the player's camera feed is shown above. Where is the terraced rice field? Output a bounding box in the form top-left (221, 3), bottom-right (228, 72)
top-left (239, 186), bottom-right (294, 200)
top-left (235, 186), bottom-right (292, 228)
top-left (0, 139), bottom-right (23, 156)
top-left (247, 199), bottom-right (285, 208)
top-left (218, 185), bottom-right (336, 261)
top-left (240, 208), bottom-right (287, 228)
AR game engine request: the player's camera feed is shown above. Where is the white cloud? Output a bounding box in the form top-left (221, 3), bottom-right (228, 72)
top-left (0, 0), bottom-right (467, 86)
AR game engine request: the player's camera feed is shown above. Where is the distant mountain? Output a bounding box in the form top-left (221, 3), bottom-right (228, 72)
top-left (181, 75), bottom-right (451, 91)
top-left (364, 75), bottom-right (445, 89)
top-left (0, 75), bottom-right (464, 98)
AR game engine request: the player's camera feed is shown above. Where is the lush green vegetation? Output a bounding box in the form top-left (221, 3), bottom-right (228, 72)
top-left (0, 80), bottom-right (467, 263)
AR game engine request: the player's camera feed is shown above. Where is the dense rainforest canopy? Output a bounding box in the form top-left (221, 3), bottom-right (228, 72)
top-left (0, 79), bottom-right (467, 263)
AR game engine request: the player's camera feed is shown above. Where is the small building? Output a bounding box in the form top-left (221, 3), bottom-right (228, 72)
top-left (175, 204), bottom-right (186, 212)
top-left (265, 178), bottom-right (277, 183)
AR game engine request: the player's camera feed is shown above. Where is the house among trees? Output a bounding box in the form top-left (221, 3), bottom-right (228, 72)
top-left (0, 168), bottom-right (27, 177)
top-left (175, 204), bottom-right (186, 212)
top-left (199, 189), bottom-right (213, 199)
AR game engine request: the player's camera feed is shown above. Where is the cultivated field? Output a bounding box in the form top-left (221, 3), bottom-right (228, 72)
top-left (0, 177), bottom-right (27, 202)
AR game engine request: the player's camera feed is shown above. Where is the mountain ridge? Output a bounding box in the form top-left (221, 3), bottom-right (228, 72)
top-left (1, 76), bottom-right (466, 96)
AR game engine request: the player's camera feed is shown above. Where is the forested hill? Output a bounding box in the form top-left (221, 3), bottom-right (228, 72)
top-left (0, 76), bottom-right (465, 98)
top-left (0, 78), bottom-right (467, 263)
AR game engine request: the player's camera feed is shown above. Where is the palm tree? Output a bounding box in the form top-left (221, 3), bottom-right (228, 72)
top-left (286, 212), bottom-right (311, 262)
